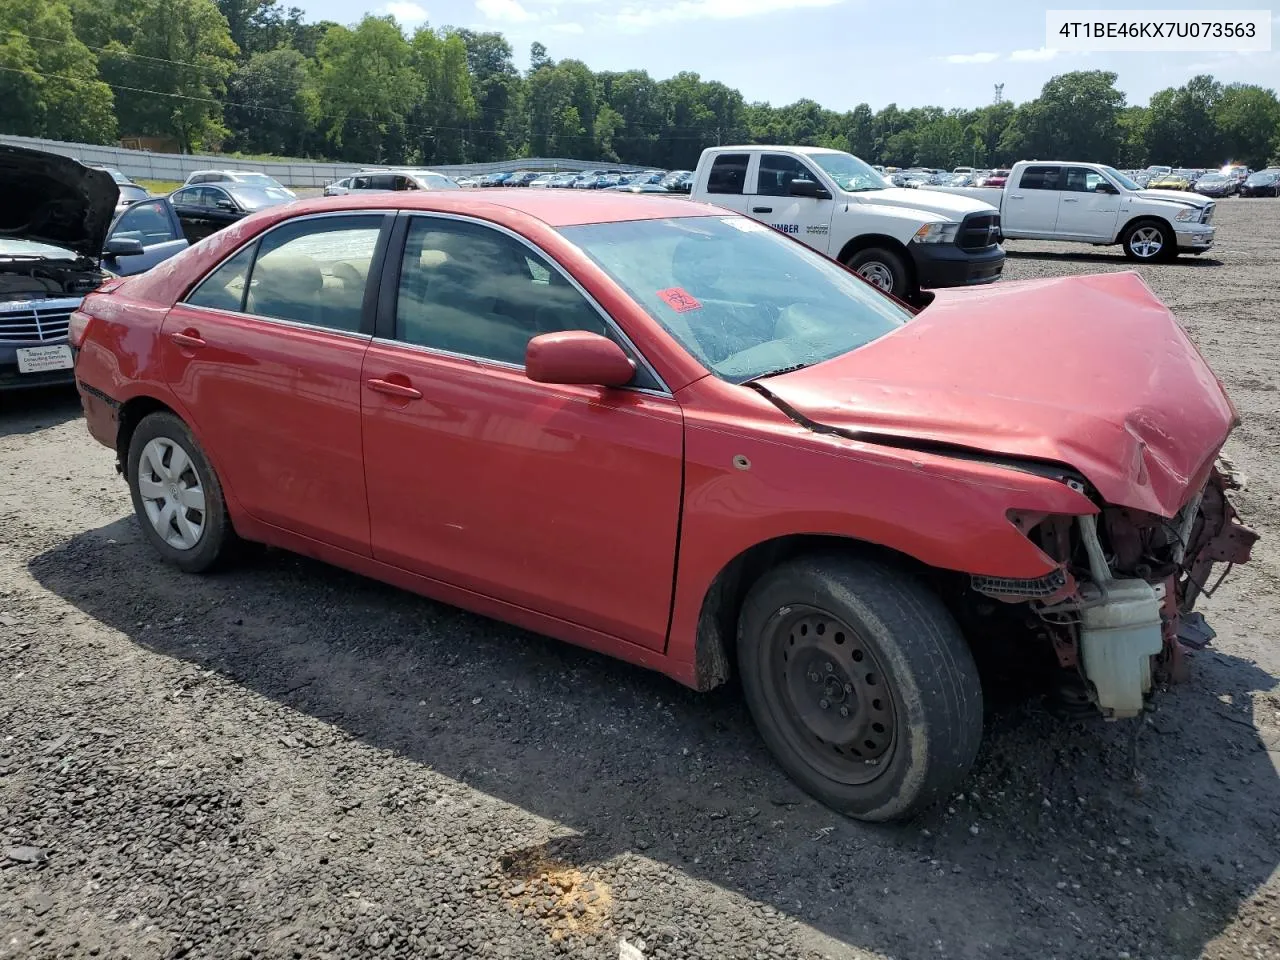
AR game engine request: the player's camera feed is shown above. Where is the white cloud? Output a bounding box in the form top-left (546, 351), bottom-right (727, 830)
top-left (548, 21), bottom-right (585, 32)
top-left (612, 0), bottom-right (842, 29)
top-left (1009, 47), bottom-right (1058, 62)
top-left (476, 0), bottom-right (536, 19)
top-left (942, 52), bottom-right (1000, 64)
top-left (385, 0), bottom-right (428, 22)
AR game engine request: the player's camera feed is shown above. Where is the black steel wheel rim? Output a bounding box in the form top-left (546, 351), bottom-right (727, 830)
top-left (761, 604), bottom-right (898, 785)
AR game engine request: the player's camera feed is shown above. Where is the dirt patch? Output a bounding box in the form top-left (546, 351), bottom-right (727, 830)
top-left (499, 843), bottom-right (613, 941)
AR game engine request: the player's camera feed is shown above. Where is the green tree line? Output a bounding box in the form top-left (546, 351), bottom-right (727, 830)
top-left (1, 0), bottom-right (1278, 169)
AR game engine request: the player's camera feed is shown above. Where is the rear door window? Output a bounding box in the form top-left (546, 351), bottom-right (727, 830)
top-left (1018, 165), bottom-right (1062, 190)
top-left (170, 187), bottom-right (202, 208)
top-left (186, 245), bottom-right (256, 312)
top-left (248, 215), bottom-right (384, 333)
top-left (706, 154), bottom-right (749, 195)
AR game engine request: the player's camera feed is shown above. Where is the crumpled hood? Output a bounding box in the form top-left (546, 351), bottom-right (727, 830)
top-left (761, 272), bottom-right (1236, 518)
top-left (0, 144), bottom-right (119, 258)
top-left (857, 186), bottom-right (997, 218)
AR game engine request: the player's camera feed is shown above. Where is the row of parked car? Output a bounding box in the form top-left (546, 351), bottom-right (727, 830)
top-left (888, 163), bottom-right (1280, 197)
top-left (323, 167), bottom-right (696, 195)
top-left (1120, 164), bottom-right (1280, 197)
top-left (887, 167), bottom-right (1011, 189)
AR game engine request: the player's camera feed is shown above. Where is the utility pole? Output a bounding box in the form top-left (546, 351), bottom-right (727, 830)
top-left (993, 83), bottom-right (1004, 105)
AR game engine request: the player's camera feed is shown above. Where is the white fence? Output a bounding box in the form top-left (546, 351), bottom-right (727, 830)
top-left (0, 133), bottom-right (648, 187)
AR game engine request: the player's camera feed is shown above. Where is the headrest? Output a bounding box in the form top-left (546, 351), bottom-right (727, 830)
top-left (254, 254), bottom-right (324, 299)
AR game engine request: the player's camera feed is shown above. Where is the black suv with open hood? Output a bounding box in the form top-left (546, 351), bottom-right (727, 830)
top-left (0, 145), bottom-right (118, 390)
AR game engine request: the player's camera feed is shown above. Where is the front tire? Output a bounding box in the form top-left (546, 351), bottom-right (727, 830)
top-left (127, 412), bottom-right (237, 573)
top-left (843, 247), bottom-right (910, 299)
top-left (1122, 219), bottom-right (1176, 262)
top-left (737, 554), bottom-right (983, 822)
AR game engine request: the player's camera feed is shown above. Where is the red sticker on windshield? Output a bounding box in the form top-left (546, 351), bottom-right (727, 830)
top-left (657, 287), bottom-right (702, 313)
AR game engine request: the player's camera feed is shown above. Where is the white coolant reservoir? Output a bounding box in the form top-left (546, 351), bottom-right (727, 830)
top-left (1076, 515), bottom-right (1165, 719)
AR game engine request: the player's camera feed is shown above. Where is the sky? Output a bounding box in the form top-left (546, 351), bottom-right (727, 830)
top-left (296, 0), bottom-right (1280, 111)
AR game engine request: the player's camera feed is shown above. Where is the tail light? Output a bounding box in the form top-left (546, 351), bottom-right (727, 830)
top-left (68, 309), bottom-right (92, 347)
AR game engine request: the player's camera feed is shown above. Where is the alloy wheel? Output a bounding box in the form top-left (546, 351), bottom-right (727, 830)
top-left (1128, 226), bottom-right (1164, 259)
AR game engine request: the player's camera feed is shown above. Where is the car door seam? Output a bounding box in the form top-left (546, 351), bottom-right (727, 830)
top-left (662, 407), bottom-right (688, 656)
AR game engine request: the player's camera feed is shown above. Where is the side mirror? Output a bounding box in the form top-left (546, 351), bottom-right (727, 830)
top-left (104, 236), bottom-right (144, 257)
top-left (1095, 183), bottom-right (1118, 194)
top-left (526, 331), bottom-right (635, 387)
top-left (215, 198), bottom-right (235, 210)
top-left (789, 178), bottom-right (831, 200)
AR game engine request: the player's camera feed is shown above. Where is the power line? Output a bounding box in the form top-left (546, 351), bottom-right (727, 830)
top-left (0, 63), bottom-right (473, 140)
top-left (0, 61), bottom-right (727, 163)
top-left (7, 29), bottom-right (741, 138)
top-left (12, 30), bottom-right (224, 75)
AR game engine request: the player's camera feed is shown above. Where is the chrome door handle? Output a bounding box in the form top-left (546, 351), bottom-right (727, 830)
top-left (1009, 194), bottom-right (1024, 199)
top-left (366, 377), bottom-right (422, 400)
top-left (169, 330), bottom-right (206, 349)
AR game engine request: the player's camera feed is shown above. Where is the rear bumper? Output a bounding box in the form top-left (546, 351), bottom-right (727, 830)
top-left (75, 375), bottom-right (121, 451)
top-left (909, 242), bottom-right (1005, 289)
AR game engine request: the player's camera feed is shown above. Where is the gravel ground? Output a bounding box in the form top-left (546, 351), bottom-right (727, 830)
top-left (2, 200), bottom-right (1279, 960)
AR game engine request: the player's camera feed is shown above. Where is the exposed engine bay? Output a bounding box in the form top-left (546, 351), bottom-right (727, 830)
top-left (0, 257), bottom-right (105, 303)
top-left (966, 458), bottom-right (1258, 718)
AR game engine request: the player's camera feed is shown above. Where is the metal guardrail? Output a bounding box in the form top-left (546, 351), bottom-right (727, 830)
top-left (0, 133), bottom-right (649, 187)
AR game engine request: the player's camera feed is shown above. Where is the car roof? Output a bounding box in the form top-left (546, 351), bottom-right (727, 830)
top-left (279, 189), bottom-right (718, 227)
top-left (713, 144), bottom-right (844, 155)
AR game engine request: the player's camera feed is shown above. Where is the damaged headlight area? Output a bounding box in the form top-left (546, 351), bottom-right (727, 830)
top-left (969, 460), bottom-right (1258, 719)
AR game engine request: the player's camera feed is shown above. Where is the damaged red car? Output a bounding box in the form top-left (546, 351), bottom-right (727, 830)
top-left (71, 191), bottom-right (1256, 821)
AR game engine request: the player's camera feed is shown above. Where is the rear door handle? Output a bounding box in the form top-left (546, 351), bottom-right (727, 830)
top-left (366, 377), bottom-right (422, 400)
top-left (1009, 194), bottom-right (1024, 199)
top-left (169, 330), bottom-right (206, 349)
top-left (1062, 198), bottom-right (1079, 203)
top-left (752, 206), bottom-right (773, 213)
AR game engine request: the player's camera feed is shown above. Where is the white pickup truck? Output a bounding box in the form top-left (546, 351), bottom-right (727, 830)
top-left (923, 160), bottom-right (1215, 262)
top-left (689, 145), bottom-right (1005, 301)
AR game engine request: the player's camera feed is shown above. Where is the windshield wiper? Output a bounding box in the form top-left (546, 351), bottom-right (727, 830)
top-left (744, 362), bottom-right (810, 383)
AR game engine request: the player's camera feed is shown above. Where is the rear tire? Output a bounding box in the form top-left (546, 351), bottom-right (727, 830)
top-left (843, 247), bottom-right (910, 299)
top-left (737, 554), bottom-right (983, 822)
top-left (127, 412), bottom-right (238, 574)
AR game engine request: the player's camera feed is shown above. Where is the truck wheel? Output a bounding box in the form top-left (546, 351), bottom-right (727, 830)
top-left (737, 554), bottom-right (983, 822)
top-left (1122, 219), bottom-right (1175, 262)
top-left (127, 411), bottom-right (239, 574)
top-left (844, 247), bottom-right (909, 298)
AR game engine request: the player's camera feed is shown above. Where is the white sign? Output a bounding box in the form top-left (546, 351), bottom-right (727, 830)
top-left (16, 344), bottom-right (74, 374)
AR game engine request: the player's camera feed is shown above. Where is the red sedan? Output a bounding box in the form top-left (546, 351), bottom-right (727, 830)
top-left (72, 190), bottom-right (1255, 821)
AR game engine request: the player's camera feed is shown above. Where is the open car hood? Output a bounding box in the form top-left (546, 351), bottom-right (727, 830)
top-left (0, 144), bottom-right (119, 258)
top-left (759, 272), bottom-right (1236, 518)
